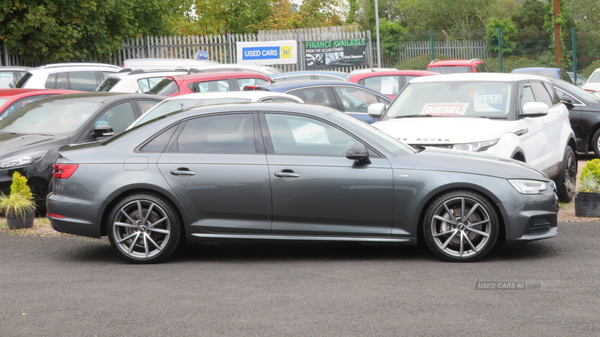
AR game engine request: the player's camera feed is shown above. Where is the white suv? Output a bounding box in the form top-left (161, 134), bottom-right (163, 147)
top-left (369, 73), bottom-right (577, 202)
top-left (97, 69), bottom-right (195, 93)
top-left (15, 63), bottom-right (122, 91)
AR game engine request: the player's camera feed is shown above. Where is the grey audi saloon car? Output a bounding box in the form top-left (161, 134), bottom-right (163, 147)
top-left (47, 103), bottom-right (559, 263)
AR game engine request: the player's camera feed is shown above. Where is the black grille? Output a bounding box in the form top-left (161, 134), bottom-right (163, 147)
top-left (525, 216), bottom-right (553, 235)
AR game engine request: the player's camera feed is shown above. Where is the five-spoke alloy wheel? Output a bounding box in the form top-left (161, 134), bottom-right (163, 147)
top-left (108, 194), bottom-right (181, 264)
top-left (423, 190), bottom-right (499, 262)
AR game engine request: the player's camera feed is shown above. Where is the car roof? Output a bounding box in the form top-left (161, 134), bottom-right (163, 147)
top-left (168, 70), bottom-right (272, 82)
top-left (0, 66), bottom-right (32, 71)
top-left (250, 79), bottom-right (390, 94)
top-left (159, 91), bottom-right (303, 102)
top-left (0, 88), bottom-right (82, 97)
top-left (512, 67), bottom-right (561, 72)
top-left (28, 63), bottom-right (122, 71)
top-left (349, 70), bottom-right (439, 80)
top-left (270, 70), bottom-right (350, 78)
top-left (107, 69), bottom-right (195, 79)
top-left (31, 92), bottom-right (166, 104)
top-left (428, 59), bottom-right (484, 66)
top-left (409, 72), bottom-right (552, 83)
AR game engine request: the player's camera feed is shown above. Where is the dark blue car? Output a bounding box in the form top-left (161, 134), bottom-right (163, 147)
top-left (244, 80), bottom-right (391, 123)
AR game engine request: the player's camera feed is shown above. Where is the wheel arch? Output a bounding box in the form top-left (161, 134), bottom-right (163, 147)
top-left (415, 184), bottom-right (507, 246)
top-left (99, 184), bottom-right (189, 240)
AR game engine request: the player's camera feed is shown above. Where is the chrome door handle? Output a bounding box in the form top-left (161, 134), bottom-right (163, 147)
top-left (170, 168), bottom-right (196, 176)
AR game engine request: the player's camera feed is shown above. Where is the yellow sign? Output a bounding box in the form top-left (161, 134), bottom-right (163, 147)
top-left (280, 46), bottom-right (292, 58)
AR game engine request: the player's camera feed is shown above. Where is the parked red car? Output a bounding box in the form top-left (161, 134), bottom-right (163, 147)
top-left (426, 59), bottom-right (491, 74)
top-left (349, 69), bottom-right (439, 98)
top-left (0, 88), bottom-right (83, 120)
top-left (147, 70), bottom-right (273, 97)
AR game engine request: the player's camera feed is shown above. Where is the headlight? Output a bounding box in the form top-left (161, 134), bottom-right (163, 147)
top-left (509, 179), bottom-right (549, 194)
top-left (0, 151), bottom-right (48, 169)
top-left (452, 139), bottom-right (499, 152)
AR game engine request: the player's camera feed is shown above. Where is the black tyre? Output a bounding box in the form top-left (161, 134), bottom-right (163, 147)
top-left (423, 190), bottom-right (499, 262)
top-left (107, 194), bottom-right (181, 264)
top-left (555, 146), bottom-right (577, 203)
top-left (591, 129), bottom-right (600, 158)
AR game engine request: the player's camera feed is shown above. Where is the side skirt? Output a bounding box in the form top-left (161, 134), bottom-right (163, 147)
top-left (191, 233), bottom-right (412, 243)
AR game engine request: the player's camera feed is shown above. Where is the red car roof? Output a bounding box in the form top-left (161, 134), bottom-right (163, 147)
top-left (0, 88), bottom-right (82, 98)
top-left (164, 70), bottom-right (273, 96)
top-left (427, 59), bottom-right (483, 66)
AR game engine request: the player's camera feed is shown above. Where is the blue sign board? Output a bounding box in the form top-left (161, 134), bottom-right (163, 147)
top-left (242, 47), bottom-right (281, 61)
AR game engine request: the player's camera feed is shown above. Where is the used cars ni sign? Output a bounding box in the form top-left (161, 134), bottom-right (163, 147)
top-left (48, 103), bottom-right (558, 263)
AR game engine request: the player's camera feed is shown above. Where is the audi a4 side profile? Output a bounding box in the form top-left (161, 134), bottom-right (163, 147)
top-left (47, 103), bottom-right (558, 263)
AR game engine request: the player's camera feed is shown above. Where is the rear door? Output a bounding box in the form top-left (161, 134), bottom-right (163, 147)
top-left (157, 112), bottom-right (272, 233)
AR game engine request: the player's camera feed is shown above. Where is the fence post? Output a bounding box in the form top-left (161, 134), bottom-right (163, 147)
top-left (429, 30), bottom-right (435, 61)
top-left (497, 27), bottom-right (503, 73)
top-left (2, 41), bottom-right (8, 66)
top-left (228, 34), bottom-right (233, 64)
top-left (297, 32), bottom-right (304, 71)
top-left (572, 27), bottom-right (577, 83)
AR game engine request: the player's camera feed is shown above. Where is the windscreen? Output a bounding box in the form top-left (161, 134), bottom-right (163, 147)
top-left (96, 77), bottom-right (121, 92)
top-left (148, 79), bottom-right (179, 96)
top-left (0, 99), bottom-right (101, 134)
top-left (385, 81), bottom-right (513, 119)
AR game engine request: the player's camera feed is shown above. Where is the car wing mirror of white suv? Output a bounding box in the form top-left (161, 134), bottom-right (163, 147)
top-left (367, 103), bottom-right (387, 118)
top-left (521, 102), bottom-right (549, 117)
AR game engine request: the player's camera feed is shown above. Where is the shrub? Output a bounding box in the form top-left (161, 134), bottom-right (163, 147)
top-left (397, 54), bottom-right (448, 70)
top-left (579, 159), bottom-right (600, 193)
top-left (582, 60), bottom-right (600, 78)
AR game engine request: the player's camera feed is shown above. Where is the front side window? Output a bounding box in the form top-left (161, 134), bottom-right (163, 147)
top-left (530, 81), bottom-right (553, 107)
top-left (95, 102), bottom-right (136, 135)
top-left (385, 81), bottom-right (513, 119)
top-left (288, 88), bottom-right (336, 109)
top-left (265, 113), bottom-right (360, 156)
top-left (174, 114), bottom-right (255, 154)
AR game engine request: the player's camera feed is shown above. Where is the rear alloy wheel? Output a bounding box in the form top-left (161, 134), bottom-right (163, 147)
top-left (423, 190), bottom-right (499, 262)
top-left (108, 194), bottom-right (181, 264)
top-left (555, 146), bottom-right (577, 203)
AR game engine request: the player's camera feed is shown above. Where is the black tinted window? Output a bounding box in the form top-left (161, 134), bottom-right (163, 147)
top-left (148, 79), bottom-right (179, 96)
top-left (174, 114), bottom-right (256, 154)
top-left (543, 82), bottom-right (561, 105)
top-left (140, 125), bottom-right (177, 152)
top-left (69, 71), bottom-right (99, 91)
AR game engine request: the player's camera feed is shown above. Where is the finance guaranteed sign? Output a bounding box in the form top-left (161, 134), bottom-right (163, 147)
top-left (305, 38), bottom-right (367, 70)
top-left (236, 40), bottom-right (297, 65)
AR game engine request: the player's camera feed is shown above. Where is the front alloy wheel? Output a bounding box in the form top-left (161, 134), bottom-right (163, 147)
top-left (424, 190), bottom-right (499, 262)
top-left (108, 194), bottom-right (181, 263)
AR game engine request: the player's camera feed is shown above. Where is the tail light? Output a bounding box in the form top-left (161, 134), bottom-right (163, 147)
top-left (584, 89), bottom-right (596, 93)
top-left (53, 164), bottom-right (79, 179)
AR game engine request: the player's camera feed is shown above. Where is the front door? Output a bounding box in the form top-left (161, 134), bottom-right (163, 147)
top-left (261, 112), bottom-right (394, 236)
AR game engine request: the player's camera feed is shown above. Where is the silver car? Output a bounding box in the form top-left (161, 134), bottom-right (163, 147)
top-left (48, 103), bottom-right (559, 263)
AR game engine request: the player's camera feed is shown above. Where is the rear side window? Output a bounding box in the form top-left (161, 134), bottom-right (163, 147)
top-left (188, 79), bottom-right (230, 93)
top-left (236, 78), bottom-right (270, 90)
top-left (149, 79), bottom-right (179, 96)
top-left (14, 72), bottom-right (33, 88)
top-left (174, 114), bottom-right (256, 154)
top-left (69, 71), bottom-right (99, 91)
top-left (140, 125), bottom-right (178, 152)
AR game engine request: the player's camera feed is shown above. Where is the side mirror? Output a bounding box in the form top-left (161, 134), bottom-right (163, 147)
top-left (93, 125), bottom-right (114, 138)
top-left (346, 143), bottom-right (371, 164)
top-left (576, 79), bottom-right (583, 86)
top-left (521, 102), bottom-right (549, 117)
top-left (559, 94), bottom-right (574, 108)
top-left (367, 103), bottom-right (386, 118)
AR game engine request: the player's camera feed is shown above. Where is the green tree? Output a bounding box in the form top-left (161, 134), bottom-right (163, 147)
top-left (0, 0), bottom-right (173, 64)
top-left (379, 19), bottom-right (407, 58)
top-left (485, 17), bottom-right (517, 55)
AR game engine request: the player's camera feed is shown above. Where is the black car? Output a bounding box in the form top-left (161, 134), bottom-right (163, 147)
top-left (551, 78), bottom-right (600, 157)
top-left (0, 92), bottom-right (165, 212)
